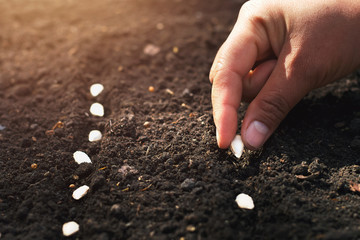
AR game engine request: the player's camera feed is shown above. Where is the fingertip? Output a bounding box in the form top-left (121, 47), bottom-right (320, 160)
top-left (216, 128), bottom-right (236, 149)
top-left (214, 105), bottom-right (238, 149)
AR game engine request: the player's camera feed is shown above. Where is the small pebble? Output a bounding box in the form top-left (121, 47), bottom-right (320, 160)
top-left (90, 103), bottom-right (104, 117)
top-left (73, 151), bottom-right (92, 164)
top-left (0, 124), bottom-right (6, 131)
top-left (186, 225), bottom-right (196, 232)
top-left (230, 135), bottom-right (244, 159)
top-left (110, 204), bottom-right (123, 217)
top-left (72, 185), bottom-right (90, 200)
top-left (143, 121), bottom-right (151, 128)
top-left (144, 44), bottom-right (160, 56)
top-left (148, 86), bottom-right (155, 92)
top-left (88, 130), bottom-right (102, 142)
top-left (90, 174), bottom-right (106, 190)
top-left (62, 221), bottom-right (79, 236)
top-left (90, 83), bottom-right (104, 97)
top-left (180, 178), bottom-right (195, 191)
top-left (308, 157), bottom-right (322, 174)
top-left (75, 163), bottom-right (94, 178)
top-left (30, 123), bottom-right (38, 130)
top-left (235, 193), bottom-right (254, 210)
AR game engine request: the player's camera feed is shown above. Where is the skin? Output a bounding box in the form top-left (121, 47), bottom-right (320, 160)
top-left (210, 0), bottom-right (360, 150)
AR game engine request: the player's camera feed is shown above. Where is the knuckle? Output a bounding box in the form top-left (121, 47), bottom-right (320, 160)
top-left (285, 47), bottom-right (323, 90)
top-left (240, 1), bottom-right (258, 18)
top-left (239, 0), bottom-right (265, 24)
top-left (258, 91), bottom-right (291, 125)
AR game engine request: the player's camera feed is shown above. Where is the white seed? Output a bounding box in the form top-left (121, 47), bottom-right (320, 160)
top-left (230, 134), bottom-right (244, 159)
top-left (72, 185), bottom-right (90, 200)
top-left (62, 221), bottom-right (79, 236)
top-left (90, 83), bottom-right (104, 97)
top-left (88, 130), bottom-right (102, 142)
top-left (235, 193), bottom-right (254, 210)
top-left (90, 103), bottom-right (104, 117)
top-left (73, 151), bottom-right (92, 164)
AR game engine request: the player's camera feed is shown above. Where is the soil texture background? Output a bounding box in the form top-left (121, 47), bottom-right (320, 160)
top-left (1, 0), bottom-right (360, 239)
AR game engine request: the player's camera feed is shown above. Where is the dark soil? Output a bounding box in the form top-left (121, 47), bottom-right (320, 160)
top-left (1, 0), bottom-right (360, 239)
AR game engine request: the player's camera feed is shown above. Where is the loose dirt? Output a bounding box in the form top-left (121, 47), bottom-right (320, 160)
top-left (1, 0), bottom-right (360, 239)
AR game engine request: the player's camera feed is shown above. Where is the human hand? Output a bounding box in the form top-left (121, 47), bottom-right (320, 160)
top-left (210, 0), bottom-right (360, 150)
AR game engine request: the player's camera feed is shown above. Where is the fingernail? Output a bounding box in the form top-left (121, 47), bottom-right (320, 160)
top-left (216, 128), bottom-right (220, 146)
top-left (245, 121), bottom-right (269, 149)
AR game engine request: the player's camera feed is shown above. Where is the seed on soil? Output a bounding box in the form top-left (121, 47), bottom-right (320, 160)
top-left (90, 103), bottom-right (104, 117)
top-left (88, 130), bottom-right (102, 142)
top-left (235, 193), bottom-right (254, 210)
top-left (148, 86), bottom-right (155, 92)
top-left (143, 121), bottom-right (151, 128)
top-left (117, 65), bottom-right (124, 72)
top-left (173, 46), bottom-right (179, 53)
top-left (72, 185), bottom-right (90, 200)
top-left (69, 184), bottom-right (75, 188)
top-left (31, 163), bottom-right (38, 169)
top-left (73, 151), bottom-right (92, 164)
top-left (90, 83), bottom-right (104, 97)
top-left (230, 135), bottom-right (244, 159)
top-left (62, 221), bottom-right (79, 236)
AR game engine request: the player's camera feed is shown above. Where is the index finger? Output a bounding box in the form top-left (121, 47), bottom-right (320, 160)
top-left (210, 31), bottom-right (258, 148)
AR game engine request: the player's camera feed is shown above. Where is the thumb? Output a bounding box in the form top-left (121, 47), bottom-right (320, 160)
top-left (241, 50), bottom-right (312, 150)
